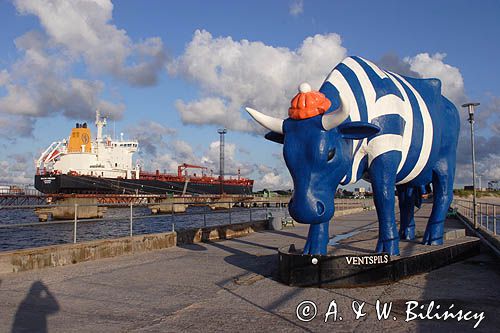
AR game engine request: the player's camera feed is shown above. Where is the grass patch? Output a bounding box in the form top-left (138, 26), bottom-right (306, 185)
top-left (453, 189), bottom-right (500, 198)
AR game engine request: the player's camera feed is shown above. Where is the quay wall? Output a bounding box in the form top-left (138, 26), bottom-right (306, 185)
top-left (0, 220), bottom-right (268, 274)
top-left (0, 206), bottom-right (374, 274)
top-left (0, 231), bottom-right (177, 274)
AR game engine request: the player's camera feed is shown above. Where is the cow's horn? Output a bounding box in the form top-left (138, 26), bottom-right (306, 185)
top-left (321, 106), bottom-right (350, 131)
top-left (245, 107), bottom-right (284, 134)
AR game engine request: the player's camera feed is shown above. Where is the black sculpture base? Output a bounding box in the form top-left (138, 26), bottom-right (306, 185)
top-left (279, 229), bottom-right (480, 288)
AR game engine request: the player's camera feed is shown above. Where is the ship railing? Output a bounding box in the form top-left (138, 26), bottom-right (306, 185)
top-left (451, 198), bottom-right (499, 236)
top-left (0, 187), bottom-right (43, 196)
top-left (0, 198), bottom-right (373, 250)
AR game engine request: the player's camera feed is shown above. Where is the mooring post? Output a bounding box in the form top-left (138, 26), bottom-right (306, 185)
top-left (249, 205), bottom-right (252, 222)
top-left (73, 203), bottom-right (78, 244)
top-left (203, 212), bottom-right (206, 227)
top-left (229, 202), bottom-right (232, 225)
top-left (130, 202), bottom-right (133, 237)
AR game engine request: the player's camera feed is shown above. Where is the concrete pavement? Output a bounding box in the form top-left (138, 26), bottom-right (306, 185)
top-left (1, 204), bottom-right (499, 332)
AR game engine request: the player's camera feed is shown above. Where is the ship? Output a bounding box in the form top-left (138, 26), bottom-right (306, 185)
top-left (34, 111), bottom-right (254, 195)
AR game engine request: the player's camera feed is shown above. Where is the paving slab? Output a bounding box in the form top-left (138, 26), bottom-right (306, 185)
top-left (0, 203), bottom-right (499, 332)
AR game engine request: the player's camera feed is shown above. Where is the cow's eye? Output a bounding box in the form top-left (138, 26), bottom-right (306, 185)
top-left (327, 148), bottom-right (336, 161)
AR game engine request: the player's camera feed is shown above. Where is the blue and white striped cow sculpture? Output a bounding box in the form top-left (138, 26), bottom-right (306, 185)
top-left (246, 56), bottom-right (459, 255)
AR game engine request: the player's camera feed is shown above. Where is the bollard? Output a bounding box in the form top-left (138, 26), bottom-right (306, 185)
top-left (73, 203), bottom-right (78, 244)
top-left (172, 223), bottom-right (175, 232)
top-left (130, 202), bottom-right (133, 237)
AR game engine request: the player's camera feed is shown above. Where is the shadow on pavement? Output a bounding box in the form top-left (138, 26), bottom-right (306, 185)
top-left (205, 240), bottom-right (278, 279)
top-left (11, 281), bottom-right (60, 333)
top-left (177, 243), bottom-right (207, 251)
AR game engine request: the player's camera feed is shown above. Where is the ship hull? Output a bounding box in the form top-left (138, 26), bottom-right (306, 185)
top-left (35, 175), bottom-right (253, 195)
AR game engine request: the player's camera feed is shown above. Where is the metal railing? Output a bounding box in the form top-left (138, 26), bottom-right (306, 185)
top-left (0, 187), bottom-right (42, 196)
top-left (452, 198), bottom-right (498, 235)
top-left (0, 198), bottom-right (372, 251)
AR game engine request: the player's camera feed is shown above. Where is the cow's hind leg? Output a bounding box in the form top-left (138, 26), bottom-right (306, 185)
top-left (303, 221), bottom-right (330, 255)
top-left (423, 161), bottom-right (454, 245)
top-left (397, 185), bottom-right (416, 240)
top-left (370, 152), bottom-right (400, 255)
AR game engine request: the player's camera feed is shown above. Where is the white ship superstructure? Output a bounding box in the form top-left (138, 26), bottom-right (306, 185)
top-left (36, 110), bottom-right (140, 179)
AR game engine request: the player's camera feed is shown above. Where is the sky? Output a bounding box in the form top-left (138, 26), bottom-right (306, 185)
top-left (0, 0), bottom-right (499, 190)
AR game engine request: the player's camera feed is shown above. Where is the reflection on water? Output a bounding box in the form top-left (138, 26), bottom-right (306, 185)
top-left (0, 206), bottom-right (287, 251)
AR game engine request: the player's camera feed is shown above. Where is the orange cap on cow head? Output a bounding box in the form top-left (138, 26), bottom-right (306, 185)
top-left (288, 83), bottom-right (332, 120)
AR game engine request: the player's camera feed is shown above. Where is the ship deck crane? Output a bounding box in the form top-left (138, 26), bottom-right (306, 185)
top-left (177, 163), bottom-right (208, 177)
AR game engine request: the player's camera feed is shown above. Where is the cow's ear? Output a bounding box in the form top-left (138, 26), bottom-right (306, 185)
top-left (338, 121), bottom-right (380, 140)
top-left (265, 131), bottom-right (284, 144)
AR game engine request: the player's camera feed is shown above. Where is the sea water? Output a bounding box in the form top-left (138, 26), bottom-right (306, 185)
top-left (0, 206), bottom-right (287, 251)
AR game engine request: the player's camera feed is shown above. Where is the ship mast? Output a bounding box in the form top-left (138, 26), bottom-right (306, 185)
top-left (95, 109), bottom-right (107, 142)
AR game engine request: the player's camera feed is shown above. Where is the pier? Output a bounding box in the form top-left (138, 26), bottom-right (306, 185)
top-left (0, 191), bottom-right (294, 221)
top-left (0, 202), bottom-right (498, 332)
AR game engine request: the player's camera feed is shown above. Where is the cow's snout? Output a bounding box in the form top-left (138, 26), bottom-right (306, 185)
top-left (288, 195), bottom-right (333, 224)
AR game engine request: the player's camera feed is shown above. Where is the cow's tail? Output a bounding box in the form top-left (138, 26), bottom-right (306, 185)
top-left (413, 184), bottom-right (433, 208)
top-left (414, 186), bottom-right (424, 208)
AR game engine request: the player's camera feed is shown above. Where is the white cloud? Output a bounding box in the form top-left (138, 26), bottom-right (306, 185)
top-left (127, 120), bottom-right (177, 157)
top-left (14, 0), bottom-right (166, 86)
top-left (404, 53), bottom-right (465, 106)
top-left (201, 141), bottom-right (254, 177)
top-left (175, 97), bottom-right (252, 131)
top-left (0, 115), bottom-right (34, 141)
top-left (0, 0), bottom-right (168, 138)
top-left (171, 140), bottom-right (197, 164)
top-left (289, 0), bottom-right (304, 16)
top-left (455, 154), bottom-right (500, 187)
top-left (0, 153), bottom-right (34, 184)
top-left (168, 30), bottom-right (347, 132)
top-left (0, 39), bottom-right (125, 121)
top-left (148, 153), bottom-right (179, 175)
top-left (255, 170), bottom-right (292, 191)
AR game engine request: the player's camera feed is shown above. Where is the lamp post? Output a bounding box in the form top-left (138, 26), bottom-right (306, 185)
top-left (218, 128), bottom-right (227, 195)
top-left (462, 102), bottom-right (479, 229)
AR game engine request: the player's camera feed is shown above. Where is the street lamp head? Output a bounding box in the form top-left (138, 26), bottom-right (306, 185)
top-left (461, 102), bottom-right (480, 116)
top-left (217, 128), bottom-right (227, 134)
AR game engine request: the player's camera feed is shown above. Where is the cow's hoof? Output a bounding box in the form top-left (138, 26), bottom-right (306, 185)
top-left (422, 220), bottom-right (444, 245)
top-left (303, 223), bottom-right (329, 255)
top-left (375, 238), bottom-right (400, 256)
top-left (302, 240), bottom-right (327, 255)
top-left (399, 226), bottom-right (416, 240)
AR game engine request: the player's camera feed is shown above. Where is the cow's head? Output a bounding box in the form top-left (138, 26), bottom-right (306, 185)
top-left (246, 82), bottom-right (379, 224)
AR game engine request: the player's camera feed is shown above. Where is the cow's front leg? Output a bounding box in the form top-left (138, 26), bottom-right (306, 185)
top-left (303, 221), bottom-right (330, 255)
top-left (369, 152), bottom-right (401, 256)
